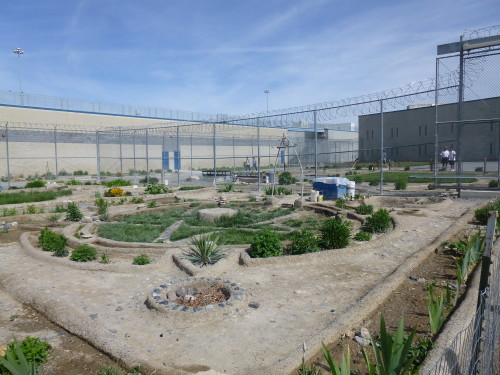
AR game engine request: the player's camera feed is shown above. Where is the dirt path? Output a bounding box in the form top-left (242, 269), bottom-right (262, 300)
top-left (0, 197), bottom-right (483, 374)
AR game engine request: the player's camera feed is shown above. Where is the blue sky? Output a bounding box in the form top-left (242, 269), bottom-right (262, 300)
top-left (0, 0), bottom-right (498, 116)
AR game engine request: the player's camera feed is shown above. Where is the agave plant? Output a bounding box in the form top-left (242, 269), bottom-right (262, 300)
top-left (322, 343), bottom-right (350, 375)
top-left (0, 339), bottom-right (43, 375)
top-left (184, 234), bottom-right (225, 266)
top-left (427, 284), bottom-right (445, 335)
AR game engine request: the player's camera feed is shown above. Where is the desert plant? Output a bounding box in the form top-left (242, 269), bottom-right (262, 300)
top-left (139, 177), bottom-right (159, 184)
top-left (427, 284), bottom-right (445, 335)
top-left (65, 202), bottom-right (83, 221)
top-left (394, 180), bottom-right (407, 190)
top-left (322, 344), bottom-right (350, 375)
top-left (475, 167), bottom-right (483, 172)
top-left (220, 183), bottom-right (234, 192)
top-left (0, 338), bottom-right (47, 375)
top-left (103, 179), bottom-right (131, 187)
top-left (355, 203), bottom-right (374, 215)
top-left (179, 186), bottom-right (204, 191)
top-left (427, 184), bottom-right (436, 190)
top-left (147, 200), bottom-right (158, 208)
top-left (286, 230), bottom-right (320, 255)
top-left (183, 234), bottom-right (226, 266)
top-left (404, 166), bottom-right (410, 171)
top-left (353, 231), bottom-right (372, 241)
top-left (47, 213), bottom-right (61, 225)
top-left (361, 314), bottom-right (416, 375)
top-left (100, 253), bottom-right (111, 264)
top-left (278, 171), bottom-right (298, 185)
top-left (335, 198), bottom-right (348, 209)
top-left (488, 179), bottom-right (499, 188)
top-left (95, 197), bottom-right (110, 221)
top-left (25, 180), bottom-right (46, 188)
top-left (105, 188), bottom-right (125, 197)
top-left (53, 247), bottom-right (69, 257)
top-left (249, 229), bottom-right (283, 258)
top-left (319, 217), bottom-right (351, 249)
top-left (249, 197), bottom-right (257, 202)
top-left (70, 244), bottom-right (97, 262)
top-left (144, 184), bottom-right (172, 194)
top-left (363, 209), bottom-right (392, 233)
top-left (133, 253), bottom-right (151, 265)
top-left (265, 186), bottom-right (292, 195)
top-left (96, 365), bottom-right (125, 375)
top-left (38, 227), bottom-right (68, 252)
top-left (130, 197), bottom-right (145, 204)
top-left (26, 205), bottom-right (37, 214)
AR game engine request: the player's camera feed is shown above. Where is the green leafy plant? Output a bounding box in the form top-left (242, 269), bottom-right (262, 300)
top-left (95, 197), bottom-right (110, 221)
top-left (103, 179), bottom-right (131, 187)
top-left (100, 253), bottom-right (111, 264)
top-left (144, 184), bottom-right (172, 194)
top-left (427, 184), bottom-right (436, 190)
top-left (70, 244), bottom-right (97, 262)
top-left (286, 230), bottom-right (320, 255)
top-left (249, 196), bottom-right (257, 202)
top-left (96, 365), bottom-right (125, 375)
top-left (394, 180), bottom-right (407, 190)
top-left (53, 247), bottom-right (69, 257)
top-left (147, 200), bottom-right (158, 208)
top-left (475, 167), bottom-right (483, 172)
top-left (130, 197), bottom-right (145, 204)
top-left (265, 186), bottom-right (292, 195)
top-left (179, 186), bottom-right (204, 191)
top-left (0, 336), bottom-right (51, 375)
top-left (322, 344), bottom-right (351, 375)
top-left (2, 208), bottom-right (17, 217)
top-left (183, 234), bottom-right (226, 266)
top-left (363, 209), bottom-right (392, 233)
top-left (319, 217), bottom-right (351, 249)
top-left (355, 203), bottom-right (374, 215)
top-left (335, 199), bottom-right (348, 209)
top-left (65, 202), bottom-right (83, 221)
top-left (361, 314), bottom-right (416, 375)
top-left (0, 190), bottom-right (72, 205)
top-left (404, 166), bottom-right (410, 171)
top-left (427, 284), bottom-right (445, 335)
top-left (488, 179), bottom-right (499, 188)
top-left (278, 171), bottom-right (298, 185)
top-left (354, 231), bottom-right (372, 241)
top-left (25, 205), bottom-right (37, 214)
top-left (38, 227), bottom-right (68, 252)
top-left (133, 253), bottom-right (151, 265)
top-left (220, 183), bottom-right (234, 192)
top-left (249, 229), bottom-right (283, 258)
top-left (25, 180), bottom-right (46, 189)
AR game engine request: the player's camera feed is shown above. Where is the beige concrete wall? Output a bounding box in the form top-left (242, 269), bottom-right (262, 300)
top-left (0, 106), bottom-right (288, 176)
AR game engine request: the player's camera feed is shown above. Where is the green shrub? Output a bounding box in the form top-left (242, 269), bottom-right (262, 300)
top-left (369, 180), bottom-right (380, 186)
top-left (220, 183), bottom-right (234, 192)
top-left (335, 198), bottom-right (348, 209)
top-left (65, 202), bottom-right (83, 221)
top-left (475, 167), bottom-right (483, 172)
top-left (25, 180), bottom-right (46, 188)
top-left (183, 234), bottom-right (225, 266)
top-left (249, 197), bottom-right (257, 202)
top-left (394, 180), bottom-right (407, 190)
top-left (38, 227), bottom-right (68, 252)
top-left (488, 179), bottom-right (499, 188)
top-left (133, 253), bottom-right (151, 265)
top-left (103, 178), bottom-right (131, 187)
top-left (95, 197), bottom-right (110, 221)
top-left (355, 203), bottom-right (374, 215)
top-left (73, 170), bottom-right (88, 176)
top-left (53, 247), bottom-right (69, 257)
top-left (427, 184), bottom-right (436, 190)
top-left (319, 217), bottom-right (352, 249)
top-left (278, 171), bottom-right (298, 185)
top-left (139, 177), bottom-right (159, 184)
top-left (404, 166), bottom-right (411, 171)
top-left (26, 204), bottom-right (37, 214)
top-left (0, 190), bottom-right (72, 205)
top-left (286, 230), bottom-right (320, 255)
top-left (179, 186), bottom-right (204, 191)
top-left (96, 365), bottom-right (125, 375)
top-left (0, 336), bottom-right (52, 374)
top-left (249, 229), bottom-right (283, 258)
top-left (355, 165), bottom-right (362, 170)
top-left (71, 244), bottom-right (97, 262)
top-left (264, 186), bottom-right (292, 195)
top-left (147, 200), bottom-right (158, 208)
top-left (364, 209), bottom-right (392, 233)
top-left (130, 197), bottom-right (145, 204)
top-left (65, 179), bottom-right (84, 185)
top-left (353, 231), bottom-right (372, 241)
top-left (144, 184), bottom-right (172, 194)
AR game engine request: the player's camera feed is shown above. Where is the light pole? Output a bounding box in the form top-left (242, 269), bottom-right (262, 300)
top-left (264, 89), bottom-right (270, 114)
top-left (13, 47), bottom-right (24, 93)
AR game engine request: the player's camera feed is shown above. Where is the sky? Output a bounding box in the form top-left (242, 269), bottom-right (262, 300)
top-left (0, 0), bottom-right (499, 117)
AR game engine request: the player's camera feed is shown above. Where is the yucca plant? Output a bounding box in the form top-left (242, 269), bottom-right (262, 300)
top-left (322, 344), bottom-right (350, 375)
top-left (427, 284), bottom-right (445, 334)
top-left (362, 314), bottom-right (416, 375)
top-left (184, 234), bottom-right (225, 266)
top-left (0, 339), bottom-right (43, 375)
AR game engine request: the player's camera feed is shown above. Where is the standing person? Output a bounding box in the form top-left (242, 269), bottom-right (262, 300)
top-left (252, 156), bottom-right (257, 171)
top-left (382, 150), bottom-right (387, 167)
top-left (449, 146), bottom-right (456, 171)
top-left (244, 157), bottom-right (250, 171)
top-left (440, 147), bottom-right (449, 170)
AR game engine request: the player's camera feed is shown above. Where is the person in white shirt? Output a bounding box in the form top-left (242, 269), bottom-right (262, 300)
top-left (440, 147), bottom-right (450, 169)
top-left (449, 146), bottom-right (456, 171)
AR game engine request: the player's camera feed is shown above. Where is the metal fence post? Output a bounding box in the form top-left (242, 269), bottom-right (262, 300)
top-left (434, 58), bottom-right (439, 186)
top-left (257, 118), bottom-right (261, 192)
top-left (232, 135), bottom-right (235, 172)
top-left (54, 126), bottom-right (59, 179)
top-left (380, 99), bottom-right (384, 195)
top-left (146, 128), bottom-right (149, 184)
top-left (190, 133), bottom-right (193, 176)
top-left (213, 122), bottom-right (217, 187)
top-left (132, 130), bottom-right (136, 181)
top-left (314, 109), bottom-right (318, 179)
top-left (96, 131), bottom-right (101, 184)
top-left (119, 127), bottom-right (123, 176)
top-left (5, 124), bottom-right (10, 189)
top-left (177, 124), bottom-right (180, 187)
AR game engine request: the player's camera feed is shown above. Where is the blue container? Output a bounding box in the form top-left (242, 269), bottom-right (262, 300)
top-left (312, 177), bottom-right (349, 199)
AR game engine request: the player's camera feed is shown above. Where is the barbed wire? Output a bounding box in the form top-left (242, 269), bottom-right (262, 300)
top-left (462, 25), bottom-right (500, 40)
